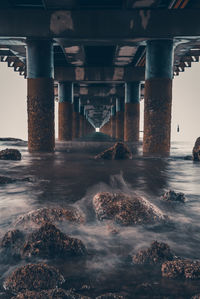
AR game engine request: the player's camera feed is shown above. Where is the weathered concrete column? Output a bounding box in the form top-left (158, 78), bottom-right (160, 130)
top-left (26, 39), bottom-right (54, 152)
top-left (79, 104), bottom-right (84, 138)
top-left (72, 97), bottom-right (80, 139)
top-left (58, 82), bottom-right (73, 141)
top-left (143, 40), bottom-right (173, 156)
top-left (116, 98), bottom-right (124, 141)
top-left (111, 106), bottom-right (116, 139)
top-left (124, 82), bottom-right (140, 142)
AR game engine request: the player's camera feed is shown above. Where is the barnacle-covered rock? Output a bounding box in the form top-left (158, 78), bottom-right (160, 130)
top-left (162, 260), bottom-right (200, 279)
top-left (95, 142), bottom-right (132, 160)
top-left (0, 148), bottom-right (21, 160)
top-left (14, 207), bottom-right (85, 229)
top-left (161, 190), bottom-right (186, 203)
top-left (93, 192), bottom-right (167, 226)
top-left (21, 223), bottom-right (86, 258)
top-left (4, 263), bottom-right (64, 293)
top-left (133, 241), bottom-right (174, 265)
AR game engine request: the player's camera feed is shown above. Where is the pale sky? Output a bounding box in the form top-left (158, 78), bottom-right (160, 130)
top-left (0, 61), bottom-right (199, 143)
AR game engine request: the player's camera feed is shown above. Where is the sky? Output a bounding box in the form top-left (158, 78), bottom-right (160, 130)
top-left (0, 61), bottom-right (200, 143)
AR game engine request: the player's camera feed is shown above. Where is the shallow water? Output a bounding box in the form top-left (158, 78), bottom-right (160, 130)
top-left (0, 139), bottom-right (200, 298)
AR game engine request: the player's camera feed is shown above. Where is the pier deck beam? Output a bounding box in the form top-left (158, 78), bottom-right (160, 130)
top-left (58, 82), bottom-right (73, 141)
top-left (124, 82), bottom-right (140, 142)
top-left (143, 39), bottom-right (174, 156)
top-left (26, 39), bottom-right (54, 152)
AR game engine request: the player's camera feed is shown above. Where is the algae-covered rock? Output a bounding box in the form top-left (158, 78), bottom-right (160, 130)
top-left (133, 241), bottom-right (174, 265)
top-left (0, 148), bottom-right (21, 160)
top-left (21, 223), bottom-right (86, 259)
top-left (93, 192), bottom-right (167, 226)
top-left (95, 142), bottom-right (132, 160)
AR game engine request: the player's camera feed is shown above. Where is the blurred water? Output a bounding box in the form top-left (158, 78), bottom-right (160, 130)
top-left (0, 139), bottom-right (200, 298)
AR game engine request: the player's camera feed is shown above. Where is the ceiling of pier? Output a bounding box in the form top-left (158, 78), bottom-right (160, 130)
top-left (0, 0), bottom-right (200, 127)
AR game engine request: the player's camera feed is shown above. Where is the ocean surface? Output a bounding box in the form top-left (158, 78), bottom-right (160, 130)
top-left (0, 138), bottom-right (200, 298)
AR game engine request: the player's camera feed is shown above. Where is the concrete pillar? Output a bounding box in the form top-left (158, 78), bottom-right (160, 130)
top-left (72, 97), bottom-right (80, 139)
top-left (116, 98), bottom-right (124, 141)
top-left (124, 82), bottom-right (140, 142)
top-left (143, 40), bottom-right (174, 155)
top-left (79, 104), bottom-right (84, 138)
top-left (111, 106), bottom-right (116, 139)
top-left (58, 82), bottom-right (73, 141)
top-left (26, 39), bottom-right (54, 152)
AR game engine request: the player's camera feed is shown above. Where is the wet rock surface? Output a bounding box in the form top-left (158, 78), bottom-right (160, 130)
top-left (133, 241), bottom-right (174, 265)
top-left (4, 263), bottom-right (64, 293)
top-left (191, 294), bottom-right (200, 299)
top-left (193, 137), bottom-right (200, 161)
top-left (14, 207), bottom-right (85, 229)
top-left (95, 142), bottom-right (132, 160)
top-left (0, 149), bottom-right (21, 161)
top-left (160, 190), bottom-right (186, 203)
top-left (11, 289), bottom-right (91, 299)
top-left (162, 260), bottom-right (200, 279)
top-left (21, 223), bottom-right (87, 258)
top-left (93, 192), bottom-right (167, 225)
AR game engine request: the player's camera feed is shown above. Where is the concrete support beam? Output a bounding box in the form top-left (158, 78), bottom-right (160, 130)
top-left (26, 39), bottom-right (54, 152)
top-left (55, 66), bottom-right (145, 82)
top-left (1, 10), bottom-right (200, 39)
top-left (143, 39), bottom-right (173, 156)
top-left (124, 82), bottom-right (140, 142)
top-left (58, 82), bottom-right (73, 141)
top-left (116, 98), bottom-right (124, 141)
top-left (72, 97), bottom-right (80, 139)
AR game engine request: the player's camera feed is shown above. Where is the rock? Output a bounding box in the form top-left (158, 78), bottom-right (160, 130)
top-left (14, 207), bottom-right (85, 229)
top-left (160, 190), bottom-right (186, 203)
top-left (133, 241), bottom-right (174, 265)
top-left (0, 148), bottom-right (21, 160)
top-left (0, 176), bottom-right (16, 184)
top-left (21, 223), bottom-right (87, 259)
top-left (0, 176), bottom-right (31, 185)
top-left (93, 192), bottom-right (167, 226)
top-left (96, 294), bottom-right (126, 299)
top-left (193, 137), bottom-right (200, 161)
top-left (162, 260), bottom-right (200, 279)
top-left (95, 142), bottom-right (132, 160)
top-left (11, 289), bottom-right (91, 299)
top-left (4, 263), bottom-right (64, 293)
top-left (184, 155), bottom-right (192, 161)
top-left (191, 295), bottom-right (200, 299)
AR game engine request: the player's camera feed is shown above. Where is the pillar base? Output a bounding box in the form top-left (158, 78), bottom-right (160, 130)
top-left (124, 103), bottom-right (139, 142)
top-left (72, 111), bottom-right (80, 139)
top-left (116, 111), bottom-right (124, 141)
top-left (58, 102), bottom-right (72, 141)
top-left (143, 78), bottom-right (172, 155)
top-left (27, 78), bottom-right (54, 152)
